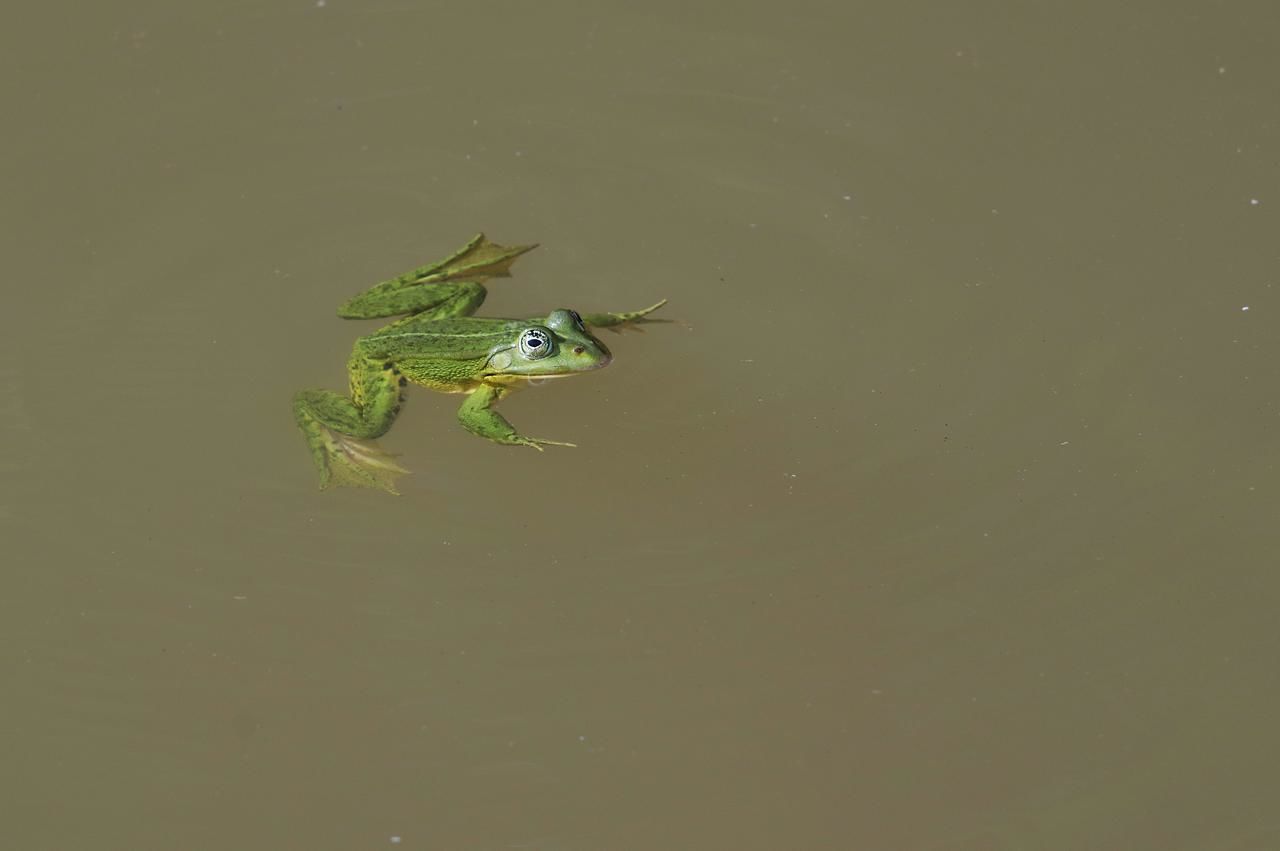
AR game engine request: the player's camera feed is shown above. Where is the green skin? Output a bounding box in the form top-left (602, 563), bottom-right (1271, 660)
top-left (293, 234), bottom-right (666, 493)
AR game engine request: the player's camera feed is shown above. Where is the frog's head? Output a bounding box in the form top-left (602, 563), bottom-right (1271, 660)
top-left (482, 309), bottom-right (612, 379)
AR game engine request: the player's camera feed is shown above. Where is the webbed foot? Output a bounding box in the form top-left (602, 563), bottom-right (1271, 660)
top-left (428, 233), bottom-right (538, 283)
top-left (295, 409), bottom-right (409, 495)
top-left (318, 429), bottom-right (410, 494)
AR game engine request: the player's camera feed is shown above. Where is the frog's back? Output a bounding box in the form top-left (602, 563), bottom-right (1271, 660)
top-left (365, 316), bottom-right (523, 360)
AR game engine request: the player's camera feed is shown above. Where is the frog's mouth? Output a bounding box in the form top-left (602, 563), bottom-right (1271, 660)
top-left (511, 358), bottom-right (612, 379)
top-left (578, 347), bottom-right (612, 369)
top-left (481, 342), bottom-right (612, 378)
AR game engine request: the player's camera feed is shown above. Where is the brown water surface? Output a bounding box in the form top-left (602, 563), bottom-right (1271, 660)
top-left (3, 2), bottom-right (1278, 848)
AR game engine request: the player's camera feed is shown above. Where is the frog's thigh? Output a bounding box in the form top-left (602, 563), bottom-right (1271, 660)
top-left (295, 360), bottom-right (401, 438)
top-left (329, 353), bottom-right (406, 438)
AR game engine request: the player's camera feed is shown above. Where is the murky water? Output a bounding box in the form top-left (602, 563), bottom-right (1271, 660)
top-left (4, 2), bottom-right (1278, 848)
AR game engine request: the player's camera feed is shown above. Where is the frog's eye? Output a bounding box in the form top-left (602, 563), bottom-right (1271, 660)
top-left (517, 328), bottom-right (553, 359)
top-left (569, 310), bottom-right (586, 331)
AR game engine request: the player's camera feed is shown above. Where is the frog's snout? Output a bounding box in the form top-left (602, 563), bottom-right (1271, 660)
top-left (574, 340), bottom-right (611, 367)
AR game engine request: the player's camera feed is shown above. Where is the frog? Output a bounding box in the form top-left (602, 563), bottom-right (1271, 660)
top-left (292, 234), bottom-right (666, 494)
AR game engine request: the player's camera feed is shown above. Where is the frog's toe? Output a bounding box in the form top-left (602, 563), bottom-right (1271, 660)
top-left (512, 436), bottom-right (576, 450)
top-left (600, 300), bottom-right (671, 333)
top-left (531, 437), bottom-right (577, 449)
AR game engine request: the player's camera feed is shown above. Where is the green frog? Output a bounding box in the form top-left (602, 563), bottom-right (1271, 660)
top-left (293, 234), bottom-right (666, 493)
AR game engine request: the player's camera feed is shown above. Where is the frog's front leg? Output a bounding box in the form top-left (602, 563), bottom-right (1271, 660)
top-left (457, 384), bottom-right (576, 450)
top-left (578, 299), bottom-right (669, 332)
top-left (337, 234), bottom-right (537, 319)
top-left (292, 351), bottom-right (409, 493)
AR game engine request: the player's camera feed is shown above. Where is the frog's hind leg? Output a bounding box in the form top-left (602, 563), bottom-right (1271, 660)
top-left (292, 353), bottom-right (409, 494)
top-left (338, 234), bottom-right (537, 319)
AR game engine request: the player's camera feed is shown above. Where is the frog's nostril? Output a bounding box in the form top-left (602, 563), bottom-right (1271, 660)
top-left (573, 346), bottom-right (585, 354)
